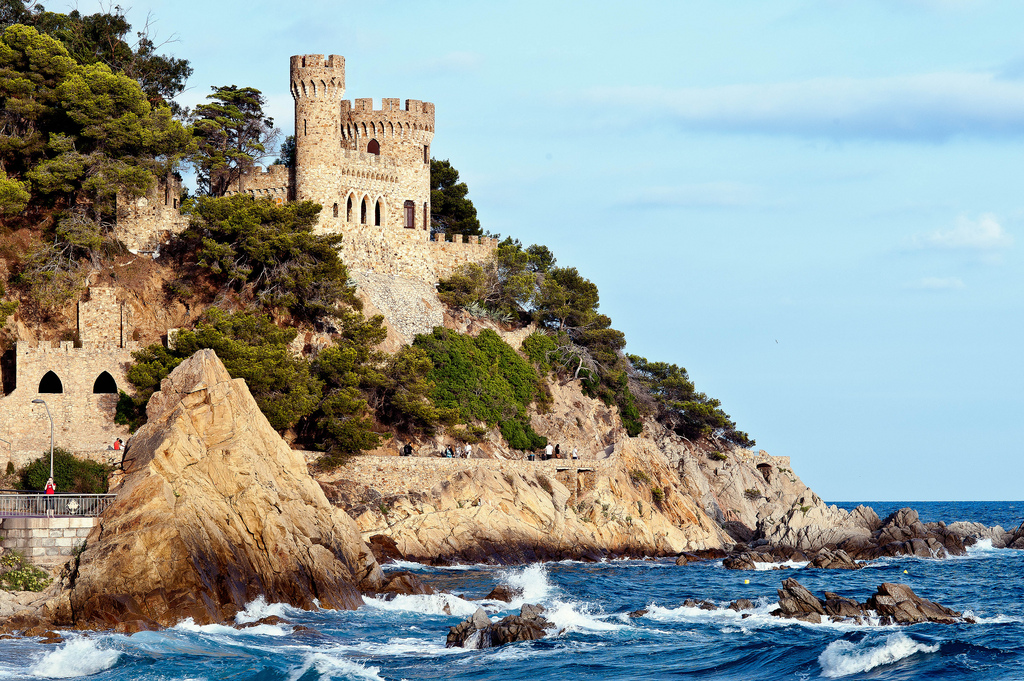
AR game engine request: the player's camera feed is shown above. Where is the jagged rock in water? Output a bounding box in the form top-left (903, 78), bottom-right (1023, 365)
top-left (377, 572), bottom-right (434, 598)
top-left (446, 604), bottom-right (550, 648)
top-left (808, 548), bottom-right (862, 570)
top-left (40, 349), bottom-right (382, 632)
top-left (822, 592), bottom-right (865, 618)
top-left (773, 578), bottom-right (825, 623)
top-left (866, 583), bottom-right (964, 625)
top-left (729, 599), bottom-right (754, 611)
top-left (485, 584), bottom-right (520, 602)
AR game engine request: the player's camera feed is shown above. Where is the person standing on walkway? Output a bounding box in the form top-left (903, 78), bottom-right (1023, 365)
top-left (544, 443), bottom-right (553, 460)
top-left (555, 444), bottom-right (561, 459)
top-left (465, 443), bottom-right (472, 458)
top-left (572, 446), bottom-right (579, 460)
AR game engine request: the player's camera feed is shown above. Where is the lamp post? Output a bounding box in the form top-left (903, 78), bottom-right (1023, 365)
top-left (31, 398), bottom-right (54, 483)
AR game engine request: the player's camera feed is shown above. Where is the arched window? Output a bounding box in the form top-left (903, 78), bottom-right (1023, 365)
top-left (361, 197), bottom-right (368, 224)
top-left (92, 371), bottom-right (117, 394)
top-left (367, 139), bottom-right (380, 155)
top-left (38, 371), bottom-right (63, 394)
top-left (404, 200), bottom-right (415, 229)
top-left (374, 199), bottom-right (382, 226)
top-left (333, 202), bottom-right (339, 218)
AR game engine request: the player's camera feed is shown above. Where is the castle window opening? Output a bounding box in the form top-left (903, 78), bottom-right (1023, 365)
top-left (423, 145), bottom-right (429, 164)
top-left (404, 200), bottom-right (415, 229)
top-left (367, 139), bottom-right (380, 155)
top-left (38, 371), bottom-right (63, 394)
top-left (375, 199), bottom-right (382, 226)
top-left (361, 197), bottom-right (368, 224)
top-left (347, 196), bottom-right (353, 222)
top-left (423, 203), bottom-right (429, 231)
top-left (92, 371), bottom-right (117, 394)
top-left (333, 202), bottom-right (339, 218)
top-left (304, 119), bottom-right (307, 136)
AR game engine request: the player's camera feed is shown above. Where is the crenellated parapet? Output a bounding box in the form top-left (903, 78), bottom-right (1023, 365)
top-left (225, 164), bottom-right (293, 203)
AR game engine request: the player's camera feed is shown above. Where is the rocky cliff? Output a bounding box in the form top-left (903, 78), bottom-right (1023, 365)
top-left (41, 349), bottom-right (382, 631)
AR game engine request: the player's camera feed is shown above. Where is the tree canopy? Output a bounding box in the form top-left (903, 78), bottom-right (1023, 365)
top-left (430, 158), bottom-right (481, 237)
top-left (191, 85), bottom-right (278, 197)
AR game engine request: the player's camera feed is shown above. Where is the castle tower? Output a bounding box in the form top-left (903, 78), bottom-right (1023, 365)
top-left (290, 54), bottom-right (345, 208)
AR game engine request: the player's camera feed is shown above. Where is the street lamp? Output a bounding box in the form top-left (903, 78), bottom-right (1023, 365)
top-left (31, 398), bottom-right (54, 484)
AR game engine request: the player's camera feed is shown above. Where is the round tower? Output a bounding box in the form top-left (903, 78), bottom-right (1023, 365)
top-left (290, 54), bottom-right (345, 206)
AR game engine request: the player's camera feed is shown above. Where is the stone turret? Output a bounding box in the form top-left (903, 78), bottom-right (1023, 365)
top-left (290, 54), bottom-right (346, 209)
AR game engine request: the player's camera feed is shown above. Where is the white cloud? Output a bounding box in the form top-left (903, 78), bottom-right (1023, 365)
top-left (909, 277), bottom-right (966, 290)
top-left (912, 214), bottom-right (1013, 250)
top-left (584, 72), bottom-right (1024, 141)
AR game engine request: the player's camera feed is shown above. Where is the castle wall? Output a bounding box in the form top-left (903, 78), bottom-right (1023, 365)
top-left (226, 164), bottom-right (292, 204)
top-left (0, 288), bottom-right (135, 473)
top-left (337, 228), bottom-right (497, 283)
top-left (115, 175), bottom-right (188, 253)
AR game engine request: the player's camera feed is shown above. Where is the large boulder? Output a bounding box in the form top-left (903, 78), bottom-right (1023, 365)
top-left (43, 349), bottom-right (382, 631)
top-left (773, 578), bottom-right (825, 623)
top-left (866, 583), bottom-right (963, 625)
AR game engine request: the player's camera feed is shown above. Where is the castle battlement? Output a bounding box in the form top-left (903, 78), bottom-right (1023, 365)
top-left (289, 54), bottom-right (345, 100)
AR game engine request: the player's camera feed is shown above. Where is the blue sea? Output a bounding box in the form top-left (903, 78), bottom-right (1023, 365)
top-left (1, 501), bottom-right (1022, 680)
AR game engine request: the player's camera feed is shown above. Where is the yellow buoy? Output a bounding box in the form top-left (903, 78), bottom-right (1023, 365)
top-left (744, 579), bottom-right (750, 584)
top-left (903, 570), bottom-right (908, 574)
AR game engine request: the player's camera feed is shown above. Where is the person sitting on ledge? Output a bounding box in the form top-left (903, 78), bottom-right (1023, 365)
top-left (444, 444), bottom-right (454, 458)
top-left (402, 442), bottom-right (413, 457)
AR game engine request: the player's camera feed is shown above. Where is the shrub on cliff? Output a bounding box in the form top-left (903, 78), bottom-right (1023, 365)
top-left (628, 355), bottom-right (754, 448)
top-left (173, 194), bottom-right (357, 322)
top-left (414, 327), bottom-right (546, 450)
top-left (430, 159), bottom-right (481, 237)
top-left (19, 447), bottom-right (109, 493)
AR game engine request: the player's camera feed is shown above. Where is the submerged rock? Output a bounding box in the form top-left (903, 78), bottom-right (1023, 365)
top-left (39, 349), bottom-right (383, 631)
top-left (808, 548), bottom-right (862, 570)
top-left (485, 584), bottom-right (521, 602)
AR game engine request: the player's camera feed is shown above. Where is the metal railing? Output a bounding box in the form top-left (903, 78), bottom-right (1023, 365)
top-left (0, 494), bottom-right (116, 518)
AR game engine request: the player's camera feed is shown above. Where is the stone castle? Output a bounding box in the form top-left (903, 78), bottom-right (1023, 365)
top-left (1, 53), bottom-right (498, 467)
top-left (120, 53), bottom-right (496, 284)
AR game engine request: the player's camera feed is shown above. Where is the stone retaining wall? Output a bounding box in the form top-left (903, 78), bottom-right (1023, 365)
top-left (1, 516), bottom-right (96, 566)
top-left (324, 454), bottom-right (605, 500)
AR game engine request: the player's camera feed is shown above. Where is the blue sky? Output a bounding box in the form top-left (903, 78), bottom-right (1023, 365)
top-left (74, 0), bottom-right (1023, 501)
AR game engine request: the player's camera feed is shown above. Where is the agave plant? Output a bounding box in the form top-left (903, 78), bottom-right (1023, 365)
top-left (463, 301), bottom-right (487, 317)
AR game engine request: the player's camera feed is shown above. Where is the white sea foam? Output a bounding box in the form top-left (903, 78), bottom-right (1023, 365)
top-left (543, 600), bottom-right (626, 633)
top-left (173, 618), bottom-right (290, 637)
top-left (752, 560), bottom-right (809, 571)
top-left (234, 595), bottom-right (304, 624)
top-left (363, 592), bottom-right (480, 618)
top-left (643, 600), bottom-right (888, 632)
top-left (498, 563), bottom-right (555, 607)
top-left (28, 638), bottom-right (122, 678)
top-left (818, 633), bottom-right (939, 678)
top-left (286, 652), bottom-right (384, 681)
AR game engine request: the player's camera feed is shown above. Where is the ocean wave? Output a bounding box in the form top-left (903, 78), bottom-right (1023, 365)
top-left (496, 563), bottom-right (556, 607)
top-left (28, 638), bottom-right (122, 678)
top-left (234, 595), bottom-right (305, 624)
top-left (818, 633), bottom-right (939, 678)
top-left (363, 592), bottom-right (481, 618)
top-left (543, 600), bottom-right (626, 634)
top-left (172, 618), bottom-right (291, 638)
top-left (752, 559), bottom-right (809, 571)
top-left (642, 600), bottom-right (892, 632)
top-left (286, 652), bottom-right (384, 681)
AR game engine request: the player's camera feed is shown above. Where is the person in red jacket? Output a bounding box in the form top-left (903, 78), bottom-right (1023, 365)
top-left (44, 477), bottom-right (55, 494)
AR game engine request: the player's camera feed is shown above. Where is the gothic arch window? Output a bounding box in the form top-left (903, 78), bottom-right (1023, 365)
top-left (93, 371), bottom-right (117, 394)
top-left (404, 200), bottom-right (415, 229)
top-left (38, 371), bottom-right (63, 394)
top-left (361, 196), bottom-right (368, 224)
top-left (346, 195), bottom-right (354, 222)
top-left (367, 139), bottom-right (380, 155)
top-left (388, 121), bottom-right (394, 137)
top-left (333, 202), bottom-right (339, 218)
top-left (375, 199), bottom-right (382, 226)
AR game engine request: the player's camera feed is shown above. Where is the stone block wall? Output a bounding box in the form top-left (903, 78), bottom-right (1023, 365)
top-left (115, 175), bottom-right (188, 253)
top-left (0, 516), bottom-right (97, 565)
top-left (327, 454), bottom-right (603, 501)
top-left (225, 164), bottom-right (292, 204)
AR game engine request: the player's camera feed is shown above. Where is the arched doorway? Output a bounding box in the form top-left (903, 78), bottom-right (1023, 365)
top-left (367, 139), bottom-right (380, 155)
top-left (92, 371), bottom-right (117, 394)
top-left (38, 371), bottom-right (63, 394)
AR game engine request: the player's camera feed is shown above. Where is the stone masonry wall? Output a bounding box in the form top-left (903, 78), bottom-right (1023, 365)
top-left (115, 175), bottom-right (188, 253)
top-left (0, 516), bottom-right (98, 566)
top-left (327, 454), bottom-right (603, 501)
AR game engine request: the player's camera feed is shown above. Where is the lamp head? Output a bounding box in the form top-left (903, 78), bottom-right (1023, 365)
top-left (31, 399), bottom-right (44, 404)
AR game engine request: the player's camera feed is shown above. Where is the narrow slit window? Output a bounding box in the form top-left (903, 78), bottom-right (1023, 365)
top-left (404, 200), bottom-right (415, 229)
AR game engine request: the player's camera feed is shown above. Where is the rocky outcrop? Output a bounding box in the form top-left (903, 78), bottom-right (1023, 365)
top-left (770, 578), bottom-right (967, 625)
top-left (446, 604), bottom-right (551, 648)
top-left (38, 349), bottom-right (382, 631)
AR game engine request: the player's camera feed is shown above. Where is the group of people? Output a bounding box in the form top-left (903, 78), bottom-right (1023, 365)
top-left (527, 443), bottom-right (580, 461)
top-left (443, 443), bottom-right (473, 458)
